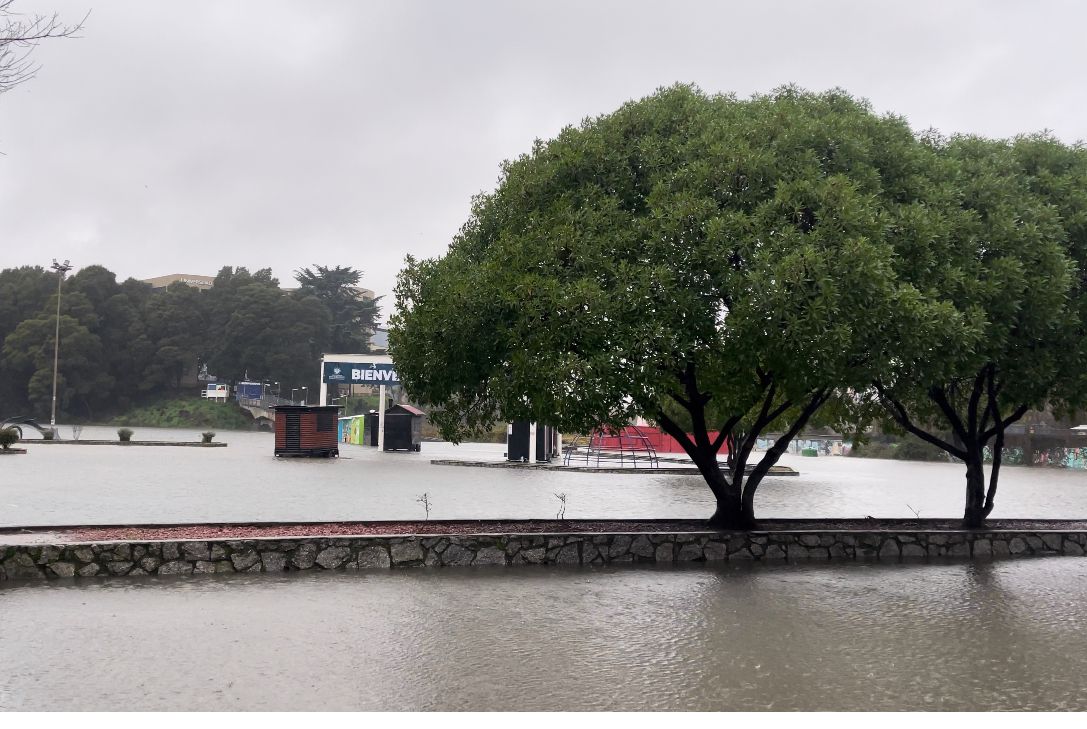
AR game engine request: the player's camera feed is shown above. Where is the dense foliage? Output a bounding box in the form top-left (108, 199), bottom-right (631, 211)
top-left (0, 264), bottom-right (380, 421)
top-left (391, 84), bottom-right (1087, 528)
top-left (391, 85), bottom-right (950, 528)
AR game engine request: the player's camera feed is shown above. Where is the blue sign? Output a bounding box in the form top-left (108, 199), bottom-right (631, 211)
top-left (323, 361), bottom-right (399, 385)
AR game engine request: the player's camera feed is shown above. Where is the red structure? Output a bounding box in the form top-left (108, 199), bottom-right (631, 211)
top-left (592, 425), bottom-right (728, 455)
top-left (274, 405), bottom-right (341, 458)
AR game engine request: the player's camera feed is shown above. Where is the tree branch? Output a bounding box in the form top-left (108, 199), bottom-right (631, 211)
top-left (874, 381), bottom-right (968, 460)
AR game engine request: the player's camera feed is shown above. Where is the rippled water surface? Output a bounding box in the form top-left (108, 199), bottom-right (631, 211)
top-left (2, 559), bottom-right (1087, 710)
top-left (2, 425), bottom-right (1087, 525)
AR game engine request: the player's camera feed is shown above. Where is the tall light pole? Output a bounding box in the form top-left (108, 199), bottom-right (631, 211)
top-left (301, 386), bottom-right (308, 405)
top-left (49, 259), bottom-right (73, 427)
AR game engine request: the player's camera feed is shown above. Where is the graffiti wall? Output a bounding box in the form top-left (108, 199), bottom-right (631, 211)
top-left (984, 446), bottom-right (1087, 469)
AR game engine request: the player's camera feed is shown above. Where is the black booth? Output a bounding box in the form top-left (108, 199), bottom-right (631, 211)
top-left (507, 420), bottom-right (557, 462)
top-left (383, 403), bottom-right (425, 451)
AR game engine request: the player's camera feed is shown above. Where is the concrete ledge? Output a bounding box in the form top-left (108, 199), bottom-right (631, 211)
top-left (25, 440), bottom-right (227, 447)
top-left (2, 528), bottom-right (1084, 582)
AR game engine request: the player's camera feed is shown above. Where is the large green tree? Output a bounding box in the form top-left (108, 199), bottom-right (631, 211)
top-left (294, 265), bottom-right (381, 353)
top-left (390, 85), bottom-right (939, 528)
top-left (871, 135), bottom-right (1086, 527)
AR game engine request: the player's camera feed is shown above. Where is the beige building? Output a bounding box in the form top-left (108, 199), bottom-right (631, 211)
top-left (142, 273), bottom-right (216, 290)
top-left (143, 274), bottom-right (375, 301)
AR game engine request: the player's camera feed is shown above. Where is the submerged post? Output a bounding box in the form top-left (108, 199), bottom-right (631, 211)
top-left (377, 384), bottom-right (386, 451)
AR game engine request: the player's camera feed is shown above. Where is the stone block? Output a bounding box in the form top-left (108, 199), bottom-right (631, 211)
top-left (140, 557), bottom-right (160, 572)
top-left (799, 535), bottom-right (822, 547)
top-left (829, 543), bottom-right (850, 559)
top-left (991, 540), bottom-right (1010, 557)
top-left (878, 540), bottom-right (900, 560)
top-left (473, 547), bottom-right (506, 566)
top-left (162, 543), bottom-right (181, 561)
top-left (129, 568), bottom-right (148, 576)
top-left (972, 539), bottom-right (992, 557)
top-left (49, 562), bottom-right (76, 578)
top-left (1008, 537), bottom-right (1028, 555)
top-left (231, 549), bottom-right (260, 571)
top-left (947, 542), bottom-right (971, 558)
top-left (390, 541), bottom-right (423, 565)
top-left (704, 542), bottom-right (728, 561)
top-left (357, 546), bottom-right (391, 569)
top-left (2, 553), bottom-right (42, 580)
top-left (676, 543), bottom-right (703, 562)
top-left (1063, 539), bottom-right (1085, 556)
top-left (1041, 534), bottom-right (1063, 552)
top-left (107, 561), bottom-right (134, 575)
top-left (441, 544), bottom-right (474, 566)
top-left (193, 561), bottom-right (216, 574)
top-left (133, 545), bottom-right (147, 559)
top-left (514, 547), bottom-right (545, 564)
top-left (424, 550), bottom-right (441, 567)
top-left (1025, 536), bottom-right (1045, 552)
top-left (582, 542), bottom-right (600, 564)
top-left (901, 543), bottom-right (926, 559)
top-left (654, 544), bottom-right (674, 563)
top-left (316, 546), bottom-right (351, 569)
top-left (182, 542), bottom-right (211, 561)
top-left (158, 561), bottom-right (193, 575)
top-left (36, 546), bottom-right (62, 564)
top-left (764, 545), bottom-right (786, 560)
top-left (210, 544), bottom-right (228, 561)
top-left (72, 547), bottom-right (94, 563)
top-left (214, 561), bottom-right (235, 573)
top-left (630, 536), bottom-right (654, 558)
top-left (555, 544), bottom-right (579, 564)
top-left (261, 552), bottom-right (287, 572)
top-left (750, 543), bottom-right (765, 557)
top-left (291, 543), bottom-right (318, 569)
top-left (608, 535), bottom-right (633, 557)
top-left (112, 544), bottom-right (132, 561)
top-left (77, 563), bottom-right (100, 577)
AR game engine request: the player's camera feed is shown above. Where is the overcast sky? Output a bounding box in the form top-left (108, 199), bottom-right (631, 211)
top-left (2, 0), bottom-right (1085, 320)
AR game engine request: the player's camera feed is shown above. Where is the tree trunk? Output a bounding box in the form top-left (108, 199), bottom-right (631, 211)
top-left (691, 453), bottom-right (751, 530)
top-left (963, 449), bottom-right (987, 528)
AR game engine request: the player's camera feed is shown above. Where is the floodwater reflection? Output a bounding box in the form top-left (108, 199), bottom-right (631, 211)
top-left (2, 559), bottom-right (1086, 710)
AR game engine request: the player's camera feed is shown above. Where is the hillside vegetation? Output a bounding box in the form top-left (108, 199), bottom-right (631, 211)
top-left (112, 397), bottom-right (256, 430)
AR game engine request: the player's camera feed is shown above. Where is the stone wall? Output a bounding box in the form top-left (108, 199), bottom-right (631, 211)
top-left (2, 529), bottom-right (1086, 582)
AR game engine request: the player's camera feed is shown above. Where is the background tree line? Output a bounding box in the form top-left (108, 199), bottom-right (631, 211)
top-left (0, 264), bottom-right (380, 420)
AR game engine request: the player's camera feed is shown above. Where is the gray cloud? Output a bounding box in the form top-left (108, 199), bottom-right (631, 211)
top-left (3, 0), bottom-right (1086, 317)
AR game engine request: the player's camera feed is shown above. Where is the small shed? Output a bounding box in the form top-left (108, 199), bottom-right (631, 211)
top-left (274, 405), bottom-right (341, 458)
top-left (383, 404), bottom-right (425, 452)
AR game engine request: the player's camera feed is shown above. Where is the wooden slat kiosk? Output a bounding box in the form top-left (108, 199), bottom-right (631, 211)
top-left (273, 405), bottom-right (341, 458)
top-left (319, 354), bottom-right (399, 450)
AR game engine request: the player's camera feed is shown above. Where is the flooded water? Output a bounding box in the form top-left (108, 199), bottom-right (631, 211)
top-left (2, 425), bottom-right (1086, 526)
top-left (2, 559), bottom-right (1086, 710)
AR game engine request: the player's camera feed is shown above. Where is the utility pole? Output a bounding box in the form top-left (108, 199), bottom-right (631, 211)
top-left (49, 259), bottom-right (73, 428)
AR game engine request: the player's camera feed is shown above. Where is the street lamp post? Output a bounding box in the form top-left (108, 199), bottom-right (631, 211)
top-left (301, 386), bottom-right (308, 405)
top-left (274, 382), bottom-right (280, 400)
top-left (49, 259), bottom-right (73, 428)
top-left (291, 388), bottom-right (298, 403)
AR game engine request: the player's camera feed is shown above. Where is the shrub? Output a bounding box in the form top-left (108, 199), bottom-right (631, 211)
top-left (117, 427), bottom-right (134, 442)
top-left (0, 427), bottom-right (19, 450)
top-left (201, 431), bottom-right (216, 443)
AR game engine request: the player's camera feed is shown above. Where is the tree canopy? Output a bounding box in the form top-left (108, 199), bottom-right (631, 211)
top-left (391, 85), bottom-right (955, 528)
top-left (869, 134), bottom-right (1087, 526)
